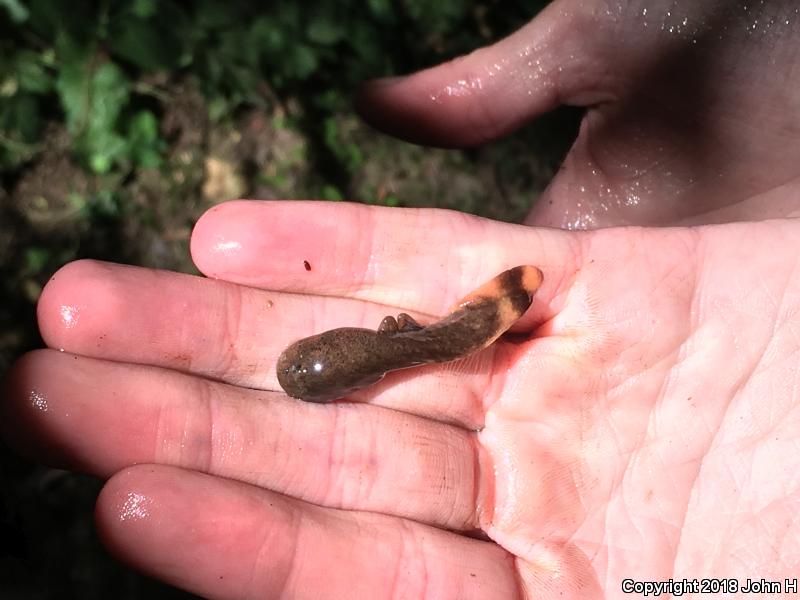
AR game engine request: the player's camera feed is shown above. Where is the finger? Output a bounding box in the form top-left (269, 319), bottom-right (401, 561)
top-left (34, 258), bottom-right (547, 423)
top-left (96, 465), bottom-right (521, 600)
top-left (39, 199), bottom-right (576, 421)
top-left (190, 200), bottom-right (574, 318)
top-left (354, 2), bottom-right (614, 147)
top-left (3, 350), bottom-right (486, 530)
top-left (37, 258), bottom-right (286, 389)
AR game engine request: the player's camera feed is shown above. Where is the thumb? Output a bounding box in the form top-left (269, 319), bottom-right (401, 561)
top-left (354, 2), bottom-right (614, 148)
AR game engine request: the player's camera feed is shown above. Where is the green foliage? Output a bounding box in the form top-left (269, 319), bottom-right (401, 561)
top-left (23, 245), bottom-right (51, 275)
top-left (403, 0), bottom-right (470, 33)
top-left (320, 184), bottom-right (344, 201)
top-left (1, 0), bottom-right (549, 180)
top-left (323, 116), bottom-right (364, 171)
top-left (126, 110), bottom-right (164, 169)
top-left (0, 0), bottom-right (29, 23)
top-left (57, 58), bottom-right (131, 173)
top-left (15, 49), bottom-right (53, 93)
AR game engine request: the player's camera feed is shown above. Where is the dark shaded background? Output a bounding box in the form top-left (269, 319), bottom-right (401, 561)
top-left (1, 1), bottom-right (579, 597)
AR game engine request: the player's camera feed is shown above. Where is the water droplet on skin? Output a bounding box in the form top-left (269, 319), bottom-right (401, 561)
top-left (60, 305), bottom-right (80, 329)
top-left (432, 76), bottom-right (486, 100)
top-left (30, 390), bottom-right (48, 412)
top-left (487, 62), bottom-right (504, 76)
top-left (213, 238), bottom-right (242, 254)
top-left (120, 492), bottom-right (151, 521)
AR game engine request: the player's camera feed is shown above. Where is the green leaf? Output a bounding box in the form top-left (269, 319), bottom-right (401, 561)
top-left (218, 29), bottom-right (258, 69)
top-left (0, 0), bottom-right (29, 23)
top-left (207, 96), bottom-right (230, 122)
top-left (16, 94), bottom-right (41, 141)
top-left (249, 16), bottom-right (285, 55)
top-left (403, 0), bottom-right (468, 33)
top-left (87, 62), bottom-right (131, 133)
top-left (66, 192), bottom-right (87, 212)
top-left (194, 0), bottom-right (240, 29)
top-left (322, 116), bottom-right (363, 171)
top-left (88, 152), bottom-right (111, 174)
top-left (348, 21), bottom-right (385, 72)
top-left (56, 47), bottom-right (130, 139)
top-left (284, 43), bottom-right (318, 80)
top-left (367, 0), bottom-right (395, 22)
top-left (0, 92), bottom-right (41, 169)
top-left (84, 130), bottom-right (127, 173)
top-left (24, 247), bottom-right (51, 274)
top-left (16, 50), bottom-right (53, 94)
top-left (127, 110), bottom-right (164, 169)
top-left (131, 0), bottom-right (157, 19)
top-left (55, 35), bottom-right (93, 134)
top-left (320, 184), bottom-right (343, 201)
top-left (306, 16), bottom-right (345, 45)
top-left (57, 49), bottom-right (131, 171)
top-left (28, 0), bottom-right (95, 45)
top-left (88, 189), bottom-right (120, 217)
top-left (383, 194), bottom-right (401, 207)
top-left (108, 17), bottom-right (183, 71)
top-left (0, 93), bottom-right (42, 168)
top-left (0, 93), bottom-right (41, 142)
top-left (128, 109), bottom-right (158, 141)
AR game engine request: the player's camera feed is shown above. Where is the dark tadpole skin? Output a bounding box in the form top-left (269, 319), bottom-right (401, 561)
top-left (276, 265), bottom-right (543, 403)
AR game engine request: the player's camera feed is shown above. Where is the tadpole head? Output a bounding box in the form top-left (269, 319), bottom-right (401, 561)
top-left (276, 338), bottom-right (335, 403)
top-left (275, 328), bottom-right (386, 403)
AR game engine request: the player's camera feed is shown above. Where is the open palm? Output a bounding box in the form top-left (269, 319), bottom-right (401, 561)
top-left (4, 202), bottom-right (799, 598)
top-left (4, 0), bottom-right (800, 597)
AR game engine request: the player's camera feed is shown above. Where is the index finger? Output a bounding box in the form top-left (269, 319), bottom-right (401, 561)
top-left (189, 200), bottom-right (576, 322)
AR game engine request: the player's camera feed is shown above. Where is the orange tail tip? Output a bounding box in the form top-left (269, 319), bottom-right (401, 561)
top-left (452, 265), bottom-right (544, 310)
top-left (517, 265), bottom-right (544, 294)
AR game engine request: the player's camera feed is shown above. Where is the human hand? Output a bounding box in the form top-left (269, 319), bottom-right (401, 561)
top-left (3, 201), bottom-right (799, 598)
top-left (357, 0), bottom-right (800, 227)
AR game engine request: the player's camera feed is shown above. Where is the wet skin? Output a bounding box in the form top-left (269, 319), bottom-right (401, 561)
top-left (276, 265), bottom-right (543, 402)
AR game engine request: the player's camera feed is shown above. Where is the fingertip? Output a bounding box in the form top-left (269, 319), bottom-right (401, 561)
top-left (0, 349), bottom-right (129, 472)
top-left (37, 259), bottom-right (124, 353)
top-left (95, 465), bottom-right (284, 600)
top-left (190, 199), bottom-right (370, 290)
top-left (354, 23), bottom-right (562, 147)
top-left (95, 466), bottom-right (173, 567)
top-left (96, 465), bottom-right (166, 532)
top-left (355, 7), bottom-right (618, 148)
top-left (190, 200), bottom-right (257, 279)
top-left (354, 72), bottom-right (473, 147)
top-left (191, 199), bottom-right (331, 284)
top-left (0, 350), bottom-right (48, 457)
